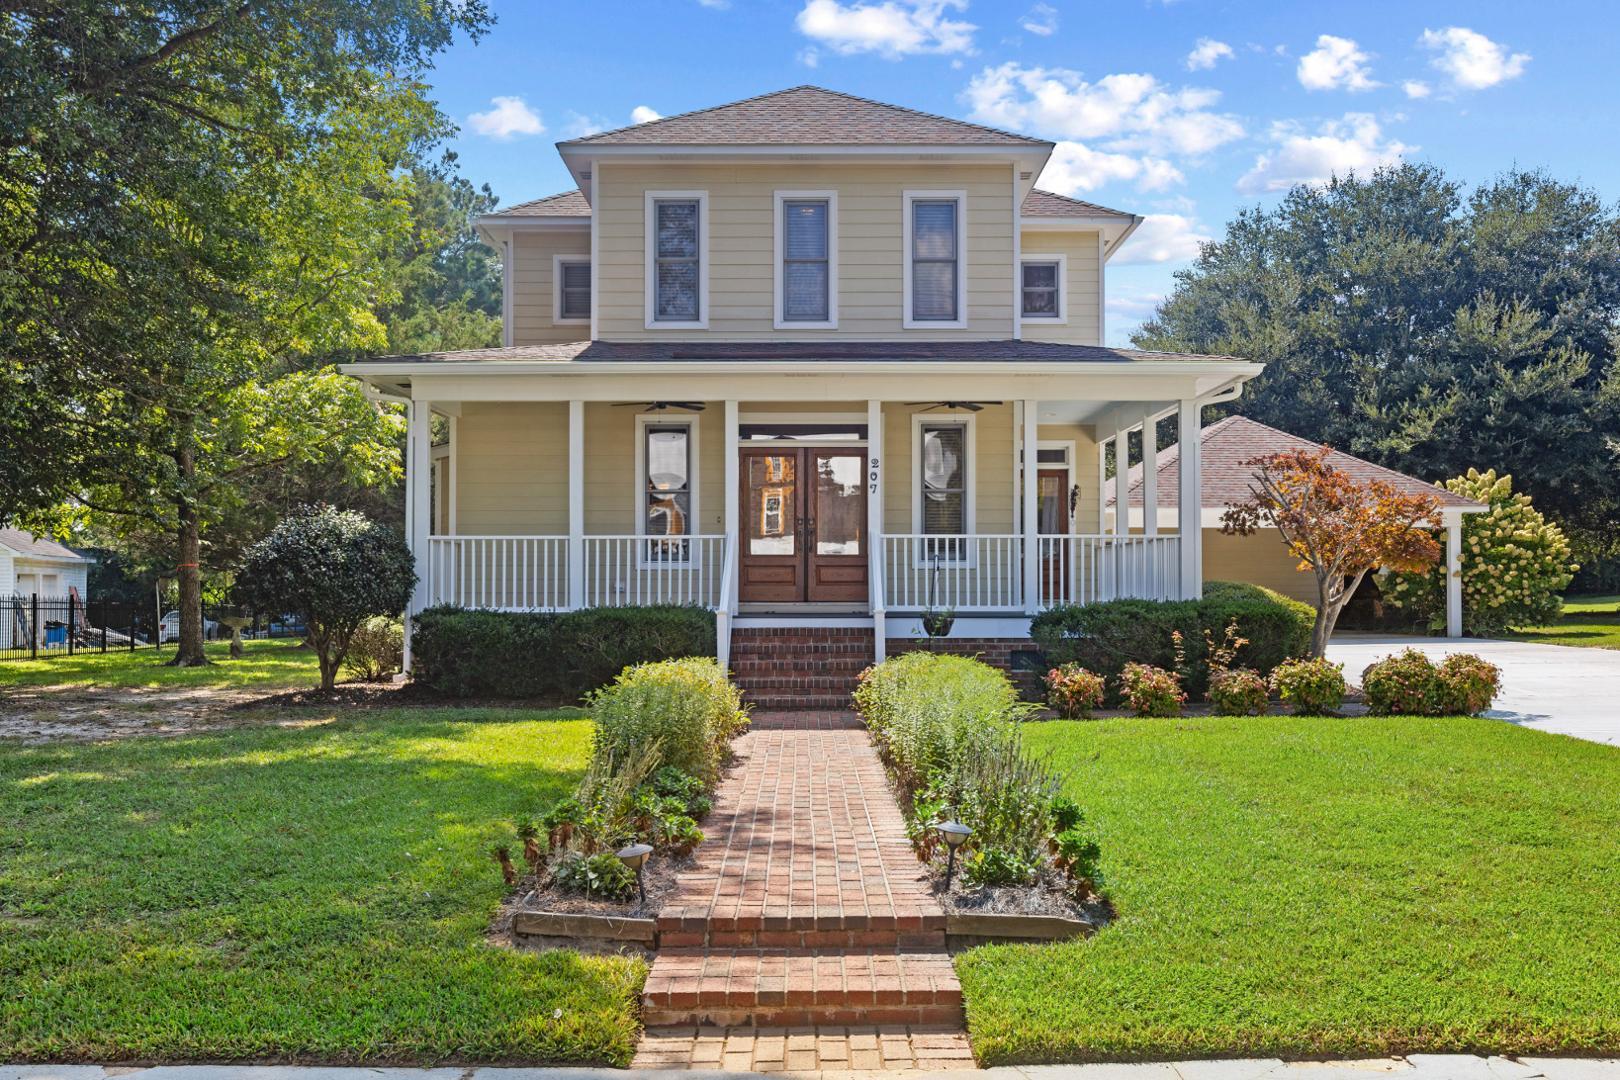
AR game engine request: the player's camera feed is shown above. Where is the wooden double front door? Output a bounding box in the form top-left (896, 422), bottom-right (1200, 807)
top-left (739, 447), bottom-right (868, 603)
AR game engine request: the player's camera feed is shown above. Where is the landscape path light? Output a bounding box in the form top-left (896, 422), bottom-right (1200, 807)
top-left (935, 820), bottom-right (972, 890)
top-left (617, 842), bottom-right (654, 906)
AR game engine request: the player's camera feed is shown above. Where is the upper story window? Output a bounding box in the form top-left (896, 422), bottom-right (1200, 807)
top-left (553, 256), bottom-right (591, 324)
top-left (645, 191), bottom-right (708, 328)
top-left (903, 191), bottom-right (967, 329)
top-left (775, 192), bottom-right (838, 328)
top-left (1020, 256), bottom-right (1066, 322)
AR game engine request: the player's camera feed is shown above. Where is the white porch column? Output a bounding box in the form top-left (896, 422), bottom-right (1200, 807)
top-left (1022, 399), bottom-right (1040, 614)
top-left (1096, 434), bottom-right (1108, 533)
top-left (1141, 414), bottom-right (1158, 538)
top-left (868, 399), bottom-right (887, 661)
top-left (1112, 428), bottom-right (1130, 537)
top-left (723, 400), bottom-right (739, 610)
top-left (404, 399), bottom-right (432, 672)
top-left (1177, 398), bottom-right (1202, 599)
top-left (1445, 515), bottom-right (1464, 639)
top-left (567, 400), bottom-right (585, 610)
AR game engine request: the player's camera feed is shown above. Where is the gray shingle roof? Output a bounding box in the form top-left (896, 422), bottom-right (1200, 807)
top-left (1022, 189), bottom-right (1137, 220)
top-left (0, 528), bottom-right (88, 560)
top-left (558, 86), bottom-right (1050, 148)
top-left (484, 186), bottom-right (1136, 223)
top-left (356, 341), bottom-right (1247, 364)
top-left (1107, 415), bottom-right (1483, 511)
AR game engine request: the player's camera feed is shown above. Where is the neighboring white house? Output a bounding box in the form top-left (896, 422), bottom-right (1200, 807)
top-left (341, 86), bottom-right (1266, 676)
top-left (1, 528), bottom-right (95, 651)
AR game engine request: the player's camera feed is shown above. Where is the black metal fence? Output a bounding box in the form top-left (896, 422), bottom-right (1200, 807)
top-left (0, 595), bottom-right (305, 662)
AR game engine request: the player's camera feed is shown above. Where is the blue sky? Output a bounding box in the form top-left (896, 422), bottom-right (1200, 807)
top-left (425, 0), bottom-right (1618, 345)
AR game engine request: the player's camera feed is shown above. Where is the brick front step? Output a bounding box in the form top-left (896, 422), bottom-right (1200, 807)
top-left (740, 693), bottom-right (859, 711)
top-left (657, 912), bottom-right (946, 949)
top-left (641, 948), bottom-right (963, 1029)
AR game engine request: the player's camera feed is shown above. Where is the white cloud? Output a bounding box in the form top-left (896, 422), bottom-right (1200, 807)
top-left (1419, 26), bottom-right (1529, 90)
top-left (1020, 2), bottom-right (1058, 36)
top-left (1110, 213), bottom-right (1211, 265)
top-left (1185, 38), bottom-right (1234, 71)
top-left (1038, 141), bottom-right (1183, 195)
top-left (467, 96), bottom-right (544, 140)
top-left (631, 105), bottom-right (663, 125)
top-left (1105, 287), bottom-right (1168, 342)
top-left (797, 46), bottom-right (821, 67)
top-left (963, 62), bottom-right (1243, 156)
top-left (560, 112), bottom-right (609, 139)
top-left (795, 0), bottom-right (976, 59)
top-left (1297, 34), bottom-right (1378, 92)
top-left (1237, 114), bottom-right (1413, 194)
top-left (1402, 80), bottom-right (1432, 99)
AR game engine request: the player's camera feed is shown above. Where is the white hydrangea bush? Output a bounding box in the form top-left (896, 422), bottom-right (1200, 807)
top-left (1379, 469), bottom-right (1576, 635)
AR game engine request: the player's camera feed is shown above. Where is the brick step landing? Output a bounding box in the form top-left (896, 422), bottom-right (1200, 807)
top-left (641, 948), bottom-right (963, 1029)
top-left (658, 911), bottom-right (946, 949)
top-left (631, 1024), bottom-right (976, 1072)
top-left (729, 627), bottom-right (876, 709)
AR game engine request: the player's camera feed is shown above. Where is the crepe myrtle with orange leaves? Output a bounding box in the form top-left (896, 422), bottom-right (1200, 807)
top-left (1222, 448), bottom-right (1442, 657)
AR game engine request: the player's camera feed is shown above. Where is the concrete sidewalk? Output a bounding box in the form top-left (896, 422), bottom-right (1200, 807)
top-left (7, 1056), bottom-right (1620, 1080)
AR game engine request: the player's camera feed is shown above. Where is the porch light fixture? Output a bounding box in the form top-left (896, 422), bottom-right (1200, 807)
top-left (617, 842), bottom-right (654, 906)
top-left (935, 821), bottom-right (972, 889)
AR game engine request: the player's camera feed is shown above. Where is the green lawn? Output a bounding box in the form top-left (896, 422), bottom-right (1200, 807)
top-left (0, 638), bottom-right (322, 690)
top-left (0, 711), bottom-right (645, 1065)
top-left (960, 716), bottom-right (1620, 1065)
top-left (1505, 594), bottom-right (1620, 650)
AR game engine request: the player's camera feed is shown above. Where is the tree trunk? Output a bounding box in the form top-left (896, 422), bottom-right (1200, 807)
top-left (169, 438), bottom-right (209, 667)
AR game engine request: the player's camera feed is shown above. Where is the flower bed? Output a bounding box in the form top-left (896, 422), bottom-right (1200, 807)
top-left (854, 652), bottom-right (1108, 924)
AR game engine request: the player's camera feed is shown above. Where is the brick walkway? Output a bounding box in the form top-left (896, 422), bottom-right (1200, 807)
top-left (636, 710), bottom-right (968, 1069)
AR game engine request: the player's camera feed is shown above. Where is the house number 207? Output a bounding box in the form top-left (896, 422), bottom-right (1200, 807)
top-left (869, 457), bottom-right (880, 495)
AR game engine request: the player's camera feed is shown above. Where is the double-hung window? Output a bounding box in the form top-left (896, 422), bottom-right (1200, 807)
top-left (917, 420), bottom-right (971, 561)
top-left (904, 192), bottom-right (966, 327)
top-left (554, 257), bottom-right (591, 324)
top-left (642, 421), bottom-right (694, 561)
top-left (646, 192), bottom-right (706, 327)
top-left (775, 192), bottom-right (837, 327)
top-left (1020, 259), bottom-right (1062, 320)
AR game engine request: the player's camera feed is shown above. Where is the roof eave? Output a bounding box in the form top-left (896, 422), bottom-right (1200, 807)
top-left (342, 357), bottom-right (1264, 379)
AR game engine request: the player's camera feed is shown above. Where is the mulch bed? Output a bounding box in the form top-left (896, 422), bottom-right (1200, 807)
top-left (237, 681), bottom-right (582, 712)
top-left (930, 864), bottom-right (1113, 927)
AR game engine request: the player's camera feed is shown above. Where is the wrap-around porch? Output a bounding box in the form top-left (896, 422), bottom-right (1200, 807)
top-left (399, 387), bottom-right (1218, 667)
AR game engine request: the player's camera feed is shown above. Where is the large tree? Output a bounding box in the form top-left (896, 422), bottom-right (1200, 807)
top-left (1135, 164), bottom-right (1620, 578)
top-left (1, 0), bottom-right (491, 663)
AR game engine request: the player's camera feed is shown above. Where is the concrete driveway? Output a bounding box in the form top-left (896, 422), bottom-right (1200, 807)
top-left (1327, 634), bottom-right (1620, 747)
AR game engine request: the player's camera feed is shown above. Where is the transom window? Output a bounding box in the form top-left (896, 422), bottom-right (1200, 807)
top-left (781, 199), bottom-right (830, 322)
top-left (1021, 260), bottom-right (1060, 318)
top-left (556, 258), bottom-right (591, 322)
top-left (652, 197), bottom-right (702, 323)
top-left (909, 198), bottom-right (960, 322)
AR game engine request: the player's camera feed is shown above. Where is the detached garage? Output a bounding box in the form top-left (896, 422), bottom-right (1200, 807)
top-left (1107, 416), bottom-right (1485, 637)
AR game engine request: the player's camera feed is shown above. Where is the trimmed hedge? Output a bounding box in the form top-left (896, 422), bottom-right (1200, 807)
top-left (1030, 580), bottom-right (1314, 698)
top-left (411, 604), bottom-right (716, 699)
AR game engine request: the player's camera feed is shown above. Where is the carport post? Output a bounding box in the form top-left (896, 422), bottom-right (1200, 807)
top-left (1445, 513), bottom-right (1464, 639)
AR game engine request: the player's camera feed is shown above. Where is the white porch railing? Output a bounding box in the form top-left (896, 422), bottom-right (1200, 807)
top-left (1039, 535), bottom-right (1181, 606)
top-left (881, 534), bottom-right (1025, 611)
top-left (427, 536), bottom-right (569, 610)
top-left (582, 535), bottom-right (728, 609)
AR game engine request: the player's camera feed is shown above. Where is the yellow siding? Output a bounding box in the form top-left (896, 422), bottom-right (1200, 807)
top-left (1019, 229), bottom-right (1102, 346)
top-left (1202, 527), bottom-right (1319, 604)
top-left (510, 229), bottom-right (591, 346)
top-left (454, 402), bottom-right (569, 533)
top-left (594, 162), bottom-right (1016, 341)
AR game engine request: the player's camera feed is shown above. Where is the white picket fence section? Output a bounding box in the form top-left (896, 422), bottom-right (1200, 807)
top-left (426, 536), bottom-right (569, 611)
top-left (881, 534), bottom-right (1024, 611)
top-left (582, 535), bottom-right (728, 609)
top-left (1039, 535), bottom-right (1181, 606)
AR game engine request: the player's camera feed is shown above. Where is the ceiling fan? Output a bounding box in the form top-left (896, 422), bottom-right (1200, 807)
top-left (611, 401), bottom-right (707, 412)
top-left (905, 401), bottom-right (1004, 412)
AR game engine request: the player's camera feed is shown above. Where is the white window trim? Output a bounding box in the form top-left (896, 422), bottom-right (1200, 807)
top-left (633, 412), bottom-right (701, 567)
top-left (902, 190), bottom-right (969, 330)
top-left (552, 254), bottom-right (591, 326)
top-left (773, 190), bottom-right (839, 330)
top-left (644, 190), bottom-right (709, 330)
top-left (910, 412), bottom-right (976, 564)
top-left (1019, 253), bottom-right (1068, 324)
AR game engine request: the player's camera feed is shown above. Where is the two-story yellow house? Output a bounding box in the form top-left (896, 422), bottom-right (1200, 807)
top-left (345, 86), bottom-right (1262, 702)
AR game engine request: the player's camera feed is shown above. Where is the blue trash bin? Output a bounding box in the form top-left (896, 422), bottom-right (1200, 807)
top-left (44, 624), bottom-right (67, 646)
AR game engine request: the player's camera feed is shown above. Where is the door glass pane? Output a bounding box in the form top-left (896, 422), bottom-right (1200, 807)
top-left (1038, 473), bottom-right (1065, 534)
top-left (748, 455), bottom-right (796, 556)
top-left (814, 454), bottom-right (863, 556)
